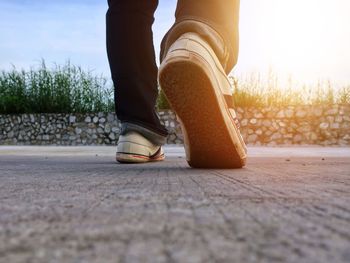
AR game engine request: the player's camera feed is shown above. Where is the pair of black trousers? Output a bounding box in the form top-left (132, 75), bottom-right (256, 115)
top-left (106, 0), bottom-right (240, 140)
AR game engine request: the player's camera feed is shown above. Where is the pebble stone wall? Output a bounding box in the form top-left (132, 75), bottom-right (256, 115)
top-left (0, 105), bottom-right (349, 146)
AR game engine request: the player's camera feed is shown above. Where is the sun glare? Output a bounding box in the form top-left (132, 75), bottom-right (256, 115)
top-left (271, 0), bottom-right (329, 74)
top-left (239, 0), bottom-right (350, 87)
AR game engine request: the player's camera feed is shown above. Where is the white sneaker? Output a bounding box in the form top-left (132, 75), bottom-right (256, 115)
top-left (159, 32), bottom-right (247, 168)
top-left (116, 131), bottom-right (165, 163)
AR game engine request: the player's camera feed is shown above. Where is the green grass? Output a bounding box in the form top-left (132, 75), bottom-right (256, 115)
top-left (1, 61), bottom-right (349, 113)
top-left (229, 72), bottom-right (350, 108)
top-left (156, 89), bottom-right (171, 110)
top-left (0, 60), bottom-right (114, 114)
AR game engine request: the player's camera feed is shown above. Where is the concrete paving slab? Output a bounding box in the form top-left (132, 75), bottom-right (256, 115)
top-left (0, 146), bottom-right (349, 263)
top-left (1, 145), bottom-right (350, 157)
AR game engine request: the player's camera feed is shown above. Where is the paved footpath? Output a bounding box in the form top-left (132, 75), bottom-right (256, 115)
top-left (0, 146), bottom-right (349, 263)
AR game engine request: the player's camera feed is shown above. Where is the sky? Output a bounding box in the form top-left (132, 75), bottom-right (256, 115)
top-left (1, 0), bottom-right (350, 88)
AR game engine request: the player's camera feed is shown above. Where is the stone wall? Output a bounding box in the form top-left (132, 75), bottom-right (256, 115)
top-left (0, 112), bottom-right (181, 146)
top-left (0, 105), bottom-right (349, 146)
top-left (236, 105), bottom-right (350, 146)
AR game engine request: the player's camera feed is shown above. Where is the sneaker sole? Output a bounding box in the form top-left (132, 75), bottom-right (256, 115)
top-left (159, 53), bottom-right (247, 168)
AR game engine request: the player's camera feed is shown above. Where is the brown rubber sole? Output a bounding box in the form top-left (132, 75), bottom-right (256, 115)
top-left (159, 55), bottom-right (247, 169)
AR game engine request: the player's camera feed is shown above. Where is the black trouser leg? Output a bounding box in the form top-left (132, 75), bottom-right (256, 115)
top-left (106, 0), bottom-right (240, 143)
top-left (106, 0), bottom-right (168, 138)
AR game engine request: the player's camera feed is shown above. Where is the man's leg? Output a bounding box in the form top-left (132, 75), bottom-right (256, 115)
top-left (106, 0), bottom-right (167, 163)
top-left (106, 0), bottom-right (168, 146)
top-left (161, 0), bottom-right (240, 73)
top-left (159, 0), bottom-right (247, 168)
